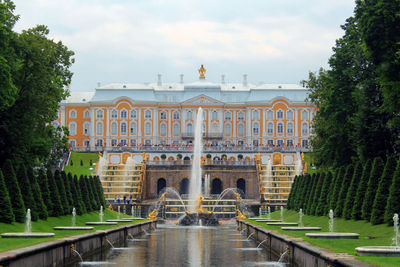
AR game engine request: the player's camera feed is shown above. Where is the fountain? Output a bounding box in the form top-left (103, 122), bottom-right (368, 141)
top-left (86, 206), bottom-right (117, 225)
top-left (2, 209), bottom-right (55, 238)
top-left (265, 207), bottom-right (298, 226)
top-left (295, 152), bottom-right (303, 176)
top-left (281, 208), bottom-right (321, 231)
top-left (356, 213), bottom-right (400, 257)
top-left (54, 208), bottom-right (94, 230)
top-left (107, 205), bottom-right (134, 222)
top-left (306, 209), bottom-right (359, 239)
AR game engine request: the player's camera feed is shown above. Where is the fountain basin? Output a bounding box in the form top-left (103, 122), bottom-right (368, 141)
top-left (85, 222), bottom-right (118, 225)
top-left (281, 227), bottom-right (321, 231)
top-left (306, 232), bottom-right (359, 239)
top-left (355, 246), bottom-right (400, 257)
top-left (106, 219), bottom-right (133, 222)
top-left (179, 212), bottom-right (219, 226)
top-left (53, 226), bottom-right (94, 230)
top-left (266, 222), bottom-right (298, 226)
top-left (1, 233), bottom-right (55, 238)
top-left (255, 219), bottom-right (282, 222)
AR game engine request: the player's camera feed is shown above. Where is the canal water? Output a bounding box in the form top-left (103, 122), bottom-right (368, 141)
top-left (73, 224), bottom-right (286, 267)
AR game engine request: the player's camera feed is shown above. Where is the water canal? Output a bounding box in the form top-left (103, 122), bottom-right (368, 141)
top-left (69, 223), bottom-right (286, 267)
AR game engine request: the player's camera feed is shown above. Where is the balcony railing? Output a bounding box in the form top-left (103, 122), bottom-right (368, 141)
top-left (145, 159), bottom-right (257, 166)
top-left (181, 132), bottom-right (224, 139)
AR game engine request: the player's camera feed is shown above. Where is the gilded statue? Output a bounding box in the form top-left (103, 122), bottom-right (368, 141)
top-left (198, 64), bottom-right (206, 79)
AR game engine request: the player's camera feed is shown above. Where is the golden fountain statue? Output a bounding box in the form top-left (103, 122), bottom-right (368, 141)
top-left (236, 209), bottom-right (246, 220)
top-left (147, 209), bottom-right (157, 220)
top-left (195, 195), bottom-right (205, 213)
top-left (198, 64), bottom-right (206, 79)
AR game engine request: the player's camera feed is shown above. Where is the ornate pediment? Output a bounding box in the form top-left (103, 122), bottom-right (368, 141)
top-left (181, 95), bottom-right (223, 106)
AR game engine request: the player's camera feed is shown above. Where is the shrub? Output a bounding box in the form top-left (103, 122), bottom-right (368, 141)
top-left (305, 174), bottom-right (318, 215)
top-left (384, 159), bottom-right (400, 225)
top-left (310, 173), bottom-right (325, 215)
top-left (343, 162), bottom-right (363, 220)
top-left (362, 157), bottom-right (384, 221)
top-left (287, 175), bottom-right (298, 210)
top-left (95, 176), bottom-right (106, 208)
top-left (0, 169), bottom-right (15, 223)
top-left (329, 166), bottom-right (345, 211)
top-left (17, 165), bottom-right (38, 221)
top-left (90, 159), bottom-right (93, 166)
top-left (371, 155), bottom-right (397, 225)
top-left (206, 154), bottom-right (212, 158)
top-left (238, 154), bottom-right (243, 159)
top-left (27, 167), bottom-right (48, 220)
top-left (221, 154), bottom-right (227, 160)
top-left (62, 171), bottom-right (74, 211)
top-left (54, 170), bottom-right (69, 215)
top-left (296, 174), bottom-right (309, 211)
top-left (161, 154), bottom-right (166, 159)
top-left (37, 169), bottom-right (53, 216)
top-left (335, 165), bottom-right (354, 218)
top-left (72, 175), bottom-right (86, 215)
top-left (79, 175), bottom-right (91, 212)
top-left (2, 160), bottom-right (25, 222)
top-left (47, 170), bottom-right (63, 217)
top-left (352, 159), bottom-right (372, 220)
top-left (70, 159), bottom-right (73, 166)
top-left (316, 171), bottom-right (333, 216)
top-left (80, 159), bottom-right (83, 166)
top-left (177, 154), bottom-right (183, 159)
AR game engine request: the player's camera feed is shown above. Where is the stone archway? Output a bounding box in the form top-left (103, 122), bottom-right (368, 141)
top-left (236, 178), bottom-right (246, 198)
top-left (211, 178), bottom-right (222, 195)
top-left (180, 178), bottom-right (189, 195)
top-left (157, 178), bottom-right (166, 195)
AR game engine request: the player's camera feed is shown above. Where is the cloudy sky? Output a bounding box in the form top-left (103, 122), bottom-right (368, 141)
top-left (14, 0), bottom-right (355, 92)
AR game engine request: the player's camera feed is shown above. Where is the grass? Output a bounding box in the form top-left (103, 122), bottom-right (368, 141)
top-left (0, 209), bottom-right (147, 252)
top-left (64, 152), bottom-right (99, 176)
top-left (303, 152), bottom-right (318, 174)
top-left (248, 209), bottom-right (400, 267)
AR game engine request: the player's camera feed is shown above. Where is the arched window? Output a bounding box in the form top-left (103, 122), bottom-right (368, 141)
top-left (131, 109), bottom-right (137, 119)
top-left (301, 110), bottom-right (308, 120)
top-left (253, 110), bottom-right (259, 119)
top-left (130, 122), bottom-right (136, 134)
top-left (267, 122), bottom-right (274, 134)
top-left (111, 122), bottom-right (118, 134)
top-left (69, 122), bottom-right (76, 135)
top-left (83, 122), bottom-right (90, 135)
top-left (238, 123), bottom-right (244, 135)
top-left (173, 123), bottom-right (180, 135)
top-left (160, 123), bottom-right (167, 135)
top-left (302, 122), bottom-right (309, 134)
top-left (145, 122), bottom-right (152, 134)
top-left (187, 110), bottom-right (193, 120)
top-left (70, 110), bottom-right (77, 118)
top-left (287, 122), bottom-right (294, 134)
top-left (253, 122), bottom-right (259, 134)
top-left (111, 109), bottom-right (118, 119)
top-left (84, 110), bottom-right (90, 118)
top-left (157, 178), bottom-right (166, 195)
top-left (187, 123), bottom-right (193, 134)
top-left (145, 110), bottom-right (152, 119)
top-left (238, 111), bottom-right (244, 120)
top-left (120, 109), bottom-right (127, 119)
top-left (173, 111), bottom-right (179, 120)
top-left (237, 178), bottom-right (246, 198)
top-left (202, 123), bottom-right (206, 133)
top-left (287, 110), bottom-right (294, 120)
top-left (225, 111), bottom-right (232, 120)
top-left (210, 122), bottom-right (217, 133)
top-left (120, 122), bottom-right (127, 134)
top-left (160, 111), bottom-right (167, 120)
top-left (69, 140), bottom-right (76, 147)
top-left (180, 178), bottom-right (189, 195)
top-left (267, 110), bottom-right (274, 119)
top-left (202, 111), bottom-right (206, 120)
top-left (96, 110), bottom-right (103, 119)
top-left (211, 178), bottom-right (222, 194)
top-left (277, 122), bottom-right (284, 134)
top-left (225, 123), bottom-right (231, 135)
top-left (212, 110), bottom-right (218, 120)
top-left (96, 122), bottom-right (103, 134)
top-left (277, 110), bottom-right (283, 119)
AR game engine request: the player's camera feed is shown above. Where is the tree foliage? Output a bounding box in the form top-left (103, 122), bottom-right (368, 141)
top-left (2, 159), bottom-right (25, 222)
top-left (385, 158), bottom-right (400, 225)
top-left (0, 169), bottom-right (14, 223)
top-left (362, 157), bottom-right (384, 221)
top-left (351, 159), bottom-right (372, 220)
top-left (343, 161), bottom-right (363, 219)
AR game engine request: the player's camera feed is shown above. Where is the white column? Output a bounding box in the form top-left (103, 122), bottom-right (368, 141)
top-left (232, 109), bottom-right (236, 142)
top-left (153, 107), bottom-right (159, 144)
top-left (246, 108), bottom-right (251, 144)
top-left (90, 107), bottom-right (95, 150)
top-left (138, 107), bottom-right (142, 144)
top-left (294, 108), bottom-right (299, 146)
top-left (106, 107), bottom-right (110, 148)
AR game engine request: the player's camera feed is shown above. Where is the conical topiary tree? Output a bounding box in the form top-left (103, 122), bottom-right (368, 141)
top-left (293, 175), bottom-right (305, 211)
top-left (17, 165), bottom-right (38, 221)
top-left (384, 158), bottom-right (400, 225)
top-left (371, 155), bottom-right (397, 225)
top-left (297, 174), bottom-right (311, 211)
top-left (310, 173), bottom-right (325, 215)
top-left (305, 174), bottom-right (318, 215)
top-left (69, 174), bottom-right (84, 215)
top-left (352, 159), bottom-right (372, 220)
top-left (37, 169), bottom-right (53, 215)
top-left (27, 167), bottom-right (47, 220)
top-left (0, 169), bottom-right (15, 223)
top-left (329, 166), bottom-right (345, 211)
top-left (316, 171), bottom-right (332, 216)
top-left (79, 175), bottom-right (91, 212)
top-left (362, 157), bottom-right (384, 221)
top-left (72, 175), bottom-right (86, 214)
top-left (335, 165), bottom-right (354, 218)
top-left (2, 160), bottom-right (25, 222)
top-left (95, 176), bottom-right (106, 208)
top-left (62, 171), bottom-right (73, 211)
top-left (287, 175), bottom-right (298, 210)
top-left (89, 176), bottom-right (101, 208)
top-left (85, 176), bottom-right (97, 210)
top-left (47, 170), bottom-right (63, 217)
top-left (54, 170), bottom-right (69, 215)
top-left (343, 161), bottom-right (363, 220)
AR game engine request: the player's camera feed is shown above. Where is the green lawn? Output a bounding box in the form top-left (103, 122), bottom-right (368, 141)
top-left (0, 209), bottom-right (147, 252)
top-left (248, 209), bottom-right (400, 267)
top-left (64, 152), bottom-right (99, 176)
top-left (303, 152), bottom-right (319, 174)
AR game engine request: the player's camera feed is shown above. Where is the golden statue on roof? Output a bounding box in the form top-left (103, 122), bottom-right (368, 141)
top-left (198, 64), bottom-right (206, 79)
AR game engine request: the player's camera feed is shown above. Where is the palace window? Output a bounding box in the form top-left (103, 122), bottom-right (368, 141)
top-left (287, 122), bottom-right (294, 134)
top-left (277, 122), bottom-right (284, 134)
top-left (69, 140), bottom-right (76, 147)
top-left (212, 110), bottom-right (218, 120)
top-left (212, 122), bottom-right (218, 133)
top-left (267, 110), bottom-right (273, 120)
top-left (267, 122), bottom-right (274, 134)
top-left (277, 140), bottom-right (283, 147)
top-left (131, 110), bottom-right (137, 119)
top-left (173, 111), bottom-right (180, 120)
top-left (121, 139), bottom-right (127, 146)
top-left (96, 110), bottom-right (103, 119)
top-left (160, 123), bottom-right (167, 135)
top-left (121, 122), bottom-right (127, 134)
top-left (70, 110), bottom-right (77, 118)
top-left (96, 122), bottom-right (103, 135)
top-left (203, 111), bottom-right (206, 120)
top-left (145, 110), bottom-right (152, 119)
top-left (145, 122), bottom-right (152, 134)
top-left (111, 122), bottom-right (118, 134)
top-left (130, 122), bottom-right (137, 134)
top-left (253, 122), bottom-right (259, 134)
top-left (267, 140), bottom-right (274, 146)
top-left (225, 123), bottom-right (231, 135)
top-left (187, 123), bottom-right (193, 134)
top-left (287, 110), bottom-right (294, 120)
top-left (238, 123), bottom-right (244, 135)
top-left (84, 110), bottom-right (90, 118)
top-left (173, 123), bottom-right (180, 135)
top-left (277, 110), bottom-right (283, 119)
top-left (302, 140), bottom-right (308, 147)
top-left (83, 122), bottom-right (90, 135)
top-left (202, 123), bottom-right (206, 133)
top-left (111, 139), bottom-right (117, 146)
top-left (253, 110), bottom-right (260, 119)
top-left (160, 111), bottom-right (167, 120)
top-left (287, 140), bottom-right (293, 147)
top-left (96, 139), bottom-right (103, 146)
top-left (111, 109), bottom-right (118, 119)
top-left (238, 111), bottom-right (244, 120)
top-left (69, 122), bottom-right (76, 135)
top-left (302, 122), bottom-right (309, 134)
top-left (187, 110), bottom-right (193, 120)
top-left (130, 139), bottom-right (136, 146)
top-left (301, 110), bottom-right (309, 120)
top-left (225, 112), bottom-right (232, 120)
top-left (121, 110), bottom-right (127, 119)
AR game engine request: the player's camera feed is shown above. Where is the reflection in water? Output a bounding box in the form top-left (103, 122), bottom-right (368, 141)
top-left (72, 224), bottom-right (284, 267)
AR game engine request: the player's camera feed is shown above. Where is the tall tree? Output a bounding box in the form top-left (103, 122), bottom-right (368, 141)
top-left (79, 175), bottom-right (91, 212)
top-left (316, 171), bottom-right (333, 216)
top-left (61, 171), bottom-right (73, 210)
top-left (0, 169), bottom-right (14, 223)
top-left (47, 170), bottom-right (63, 217)
top-left (384, 159), bottom-right (400, 225)
top-left (27, 167), bottom-right (47, 220)
top-left (37, 168), bottom-right (52, 215)
top-left (362, 157), bottom-right (384, 221)
top-left (305, 174), bottom-right (318, 215)
top-left (95, 176), bottom-right (106, 208)
top-left (2, 159), bottom-right (25, 222)
top-left (329, 166), bottom-right (345, 211)
top-left (335, 165), bottom-right (354, 218)
top-left (287, 175), bottom-right (298, 210)
top-left (16, 165), bottom-right (38, 221)
top-left (310, 173), bottom-right (325, 215)
top-left (69, 174), bottom-right (85, 215)
top-left (352, 159), bottom-right (372, 220)
top-left (54, 170), bottom-right (69, 215)
top-left (343, 162), bottom-right (363, 219)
